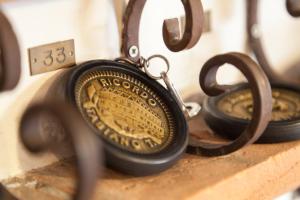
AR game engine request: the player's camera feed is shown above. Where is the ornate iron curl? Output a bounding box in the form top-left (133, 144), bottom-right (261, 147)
top-left (247, 0), bottom-right (300, 83)
top-left (286, 0), bottom-right (300, 17)
top-left (187, 53), bottom-right (272, 156)
top-left (122, 0), bottom-right (204, 62)
top-left (0, 10), bottom-right (21, 91)
top-left (19, 101), bottom-right (103, 200)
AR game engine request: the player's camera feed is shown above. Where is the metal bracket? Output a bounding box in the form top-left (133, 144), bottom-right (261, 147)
top-left (122, 0), bottom-right (204, 62)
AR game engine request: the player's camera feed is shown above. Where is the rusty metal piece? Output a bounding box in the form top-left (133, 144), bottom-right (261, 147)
top-left (286, 0), bottom-right (300, 17)
top-left (0, 10), bottom-right (21, 91)
top-left (247, 0), bottom-right (299, 84)
top-left (187, 53), bottom-right (272, 156)
top-left (20, 101), bottom-right (102, 200)
top-left (122, 0), bottom-right (204, 61)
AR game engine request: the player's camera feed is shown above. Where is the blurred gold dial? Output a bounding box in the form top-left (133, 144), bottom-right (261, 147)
top-left (218, 88), bottom-right (300, 121)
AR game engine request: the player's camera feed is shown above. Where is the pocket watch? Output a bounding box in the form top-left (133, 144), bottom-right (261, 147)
top-left (201, 83), bottom-right (300, 143)
top-left (67, 57), bottom-right (190, 176)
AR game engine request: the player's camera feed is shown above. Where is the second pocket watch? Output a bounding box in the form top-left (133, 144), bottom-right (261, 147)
top-left (202, 83), bottom-right (300, 143)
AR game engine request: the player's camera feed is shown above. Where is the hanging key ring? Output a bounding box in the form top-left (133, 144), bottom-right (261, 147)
top-left (143, 54), bottom-right (170, 80)
top-left (122, 0), bottom-right (204, 62)
top-left (141, 54), bottom-right (201, 119)
top-left (115, 54), bottom-right (200, 118)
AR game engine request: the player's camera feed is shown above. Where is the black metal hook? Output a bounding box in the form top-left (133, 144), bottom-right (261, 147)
top-left (122, 0), bottom-right (204, 62)
top-left (19, 101), bottom-right (103, 200)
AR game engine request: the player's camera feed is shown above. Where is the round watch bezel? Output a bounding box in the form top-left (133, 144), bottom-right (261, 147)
top-left (67, 59), bottom-right (188, 176)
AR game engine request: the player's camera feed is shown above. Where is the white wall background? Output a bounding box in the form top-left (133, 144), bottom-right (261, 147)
top-left (0, 0), bottom-right (299, 181)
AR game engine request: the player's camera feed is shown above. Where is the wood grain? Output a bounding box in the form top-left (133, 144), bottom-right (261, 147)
top-left (2, 120), bottom-right (300, 200)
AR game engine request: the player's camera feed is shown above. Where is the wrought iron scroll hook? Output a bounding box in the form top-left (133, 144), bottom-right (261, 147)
top-left (286, 0), bottom-right (300, 17)
top-left (0, 9), bottom-right (21, 200)
top-left (122, 0), bottom-right (204, 62)
top-left (188, 53), bottom-right (272, 156)
top-left (246, 0), bottom-right (282, 84)
top-left (20, 102), bottom-right (103, 200)
top-left (0, 10), bottom-right (21, 91)
top-left (247, 0), bottom-right (300, 84)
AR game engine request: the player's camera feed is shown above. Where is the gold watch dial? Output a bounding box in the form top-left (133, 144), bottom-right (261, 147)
top-left (218, 88), bottom-right (300, 121)
top-left (75, 70), bottom-right (175, 154)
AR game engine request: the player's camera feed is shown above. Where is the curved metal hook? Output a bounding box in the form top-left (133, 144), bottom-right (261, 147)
top-left (246, 0), bottom-right (283, 83)
top-left (0, 10), bottom-right (21, 91)
top-left (20, 101), bottom-right (102, 200)
top-left (122, 0), bottom-right (204, 62)
top-left (188, 53), bottom-right (272, 156)
top-left (0, 10), bottom-right (21, 200)
top-left (286, 0), bottom-right (300, 17)
top-left (247, 0), bottom-right (300, 84)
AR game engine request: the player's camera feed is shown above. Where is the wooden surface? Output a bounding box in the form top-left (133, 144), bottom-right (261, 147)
top-left (2, 111), bottom-right (300, 200)
top-left (3, 141), bottom-right (300, 200)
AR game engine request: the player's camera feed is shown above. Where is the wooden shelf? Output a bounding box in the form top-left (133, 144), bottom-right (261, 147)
top-left (3, 112), bottom-right (300, 200)
top-left (3, 141), bottom-right (300, 200)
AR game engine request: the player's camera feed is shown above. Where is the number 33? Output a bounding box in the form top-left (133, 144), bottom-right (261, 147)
top-left (43, 47), bottom-right (66, 66)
